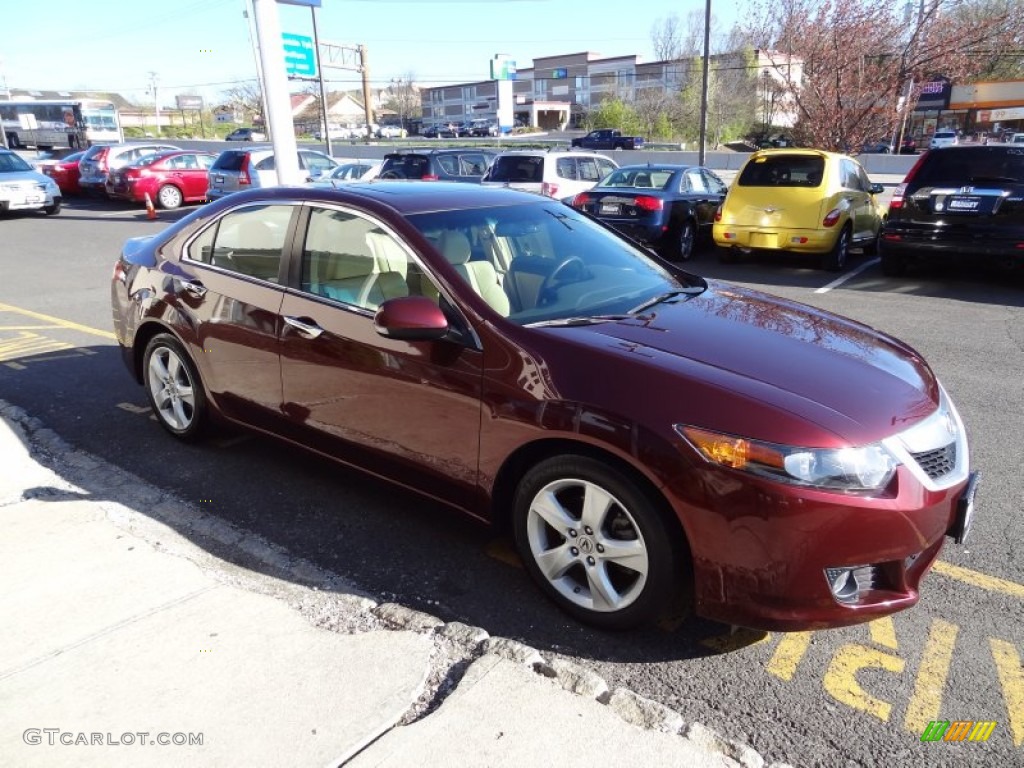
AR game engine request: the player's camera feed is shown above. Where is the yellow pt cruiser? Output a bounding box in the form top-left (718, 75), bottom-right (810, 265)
top-left (713, 149), bottom-right (886, 271)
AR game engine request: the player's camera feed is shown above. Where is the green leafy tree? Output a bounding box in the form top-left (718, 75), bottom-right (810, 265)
top-left (583, 98), bottom-right (643, 136)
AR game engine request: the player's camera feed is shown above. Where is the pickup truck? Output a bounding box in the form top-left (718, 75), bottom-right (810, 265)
top-left (571, 129), bottom-right (645, 150)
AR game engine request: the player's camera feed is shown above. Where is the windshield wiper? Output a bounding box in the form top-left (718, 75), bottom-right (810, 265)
top-left (527, 314), bottom-right (631, 328)
top-left (629, 287), bottom-right (704, 314)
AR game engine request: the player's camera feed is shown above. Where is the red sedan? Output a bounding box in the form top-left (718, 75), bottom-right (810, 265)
top-left (110, 183), bottom-right (978, 631)
top-left (38, 151), bottom-right (85, 196)
top-left (106, 150), bottom-right (216, 209)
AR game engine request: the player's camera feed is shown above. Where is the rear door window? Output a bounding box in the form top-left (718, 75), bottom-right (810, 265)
top-left (487, 156), bottom-right (543, 182)
top-left (555, 157), bottom-right (579, 181)
top-left (187, 204), bottom-right (294, 283)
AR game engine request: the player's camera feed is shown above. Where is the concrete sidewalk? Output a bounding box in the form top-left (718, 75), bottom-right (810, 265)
top-left (0, 401), bottom-right (784, 768)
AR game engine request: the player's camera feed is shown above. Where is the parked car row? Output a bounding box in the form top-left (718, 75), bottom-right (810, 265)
top-left (17, 140), bottom-right (1023, 278)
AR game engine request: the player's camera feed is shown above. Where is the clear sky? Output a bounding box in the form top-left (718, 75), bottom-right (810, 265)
top-left (0, 0), bottom-right (741, 106)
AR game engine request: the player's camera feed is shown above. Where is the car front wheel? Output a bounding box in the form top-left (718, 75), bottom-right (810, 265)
top-left (513, 455), bottom-right (680, 629)
top-left (143, 333), bottom-right (207, 440)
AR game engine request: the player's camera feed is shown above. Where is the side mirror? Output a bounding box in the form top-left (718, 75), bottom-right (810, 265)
top-left (374, 296), bottom-right (449, 341)
top-left (869, 183), bottom-right (885, 195)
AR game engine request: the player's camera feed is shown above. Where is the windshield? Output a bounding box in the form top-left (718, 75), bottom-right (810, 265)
top-left (407, 201), bottom-right (703, 326)
top-left (0, 153), bottom-right (32, 173)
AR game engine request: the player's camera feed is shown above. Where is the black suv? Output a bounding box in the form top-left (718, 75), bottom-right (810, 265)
top-left (377, 148), bottom-right (496, 183)
top-left (881, 144), bottom-right (1024, 275)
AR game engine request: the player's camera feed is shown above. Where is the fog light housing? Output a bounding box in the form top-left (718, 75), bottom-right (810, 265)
top-left (824, 565), bottom-right (880, 604)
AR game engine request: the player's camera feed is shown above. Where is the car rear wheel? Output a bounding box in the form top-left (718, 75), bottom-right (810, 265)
top-left (670, 219), bottom-right (697, 261)
top-left (513, 455), bottom-right (680, 629)
top-left (822, 227), bottom-right (850, 271)
top-left (157, 184), bottom-right (183, 210)
top-left (143, 333), bottom-right (207, 441)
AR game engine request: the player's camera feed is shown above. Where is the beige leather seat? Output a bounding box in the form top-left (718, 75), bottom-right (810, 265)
top-left (438, 230), bottom-right (510, 316)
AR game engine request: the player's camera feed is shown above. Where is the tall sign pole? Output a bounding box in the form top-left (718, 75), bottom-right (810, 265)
top-left (252, 0), bottom-right (302, 184)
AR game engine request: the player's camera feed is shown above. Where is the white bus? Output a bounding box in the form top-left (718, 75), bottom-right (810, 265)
top-left (1, 99), bottom-right (124, 149)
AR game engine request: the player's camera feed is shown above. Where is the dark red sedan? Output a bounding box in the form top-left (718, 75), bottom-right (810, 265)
top-left (110, 183), bottom-right (978, 631)
top-left (38, 150), bottom-right (85, 195)
top-left (106, 150), bottom-right (216, 209)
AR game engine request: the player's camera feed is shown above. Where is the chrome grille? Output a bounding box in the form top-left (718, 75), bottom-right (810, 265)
top-left (910, 442), bottom-right (957, 480)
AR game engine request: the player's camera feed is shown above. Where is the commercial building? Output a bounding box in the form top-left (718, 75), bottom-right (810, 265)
top-left (419, 49), bottom-right (802, 132)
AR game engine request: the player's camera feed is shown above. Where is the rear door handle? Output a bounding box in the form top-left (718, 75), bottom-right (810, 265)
top-left (283, 315), bottom-right (324, 339)
top-left (175, 277), bottom-right (207, 298)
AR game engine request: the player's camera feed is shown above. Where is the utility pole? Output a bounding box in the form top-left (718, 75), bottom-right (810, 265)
top-left (360, 45), bottom-right (373, 140)
top-left (697, 0), bottom-right (712, 165)
top-left (148, 71), bottom-right (160, 137)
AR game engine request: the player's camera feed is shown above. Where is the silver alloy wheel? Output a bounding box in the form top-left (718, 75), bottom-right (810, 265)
top-left (147, 344), bottom-right (196, 431)
top-left (524, 477), bottom-right (650, 613)
top-left (678, 220), bottom-right (695, 260)
top-left (158, 184), bottom-right (182, 209)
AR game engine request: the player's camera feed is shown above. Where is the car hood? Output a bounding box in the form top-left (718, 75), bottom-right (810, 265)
top-left (546, 281), bottom-right (938, 447)
top-left (0, 170), bottom-right (53, 186)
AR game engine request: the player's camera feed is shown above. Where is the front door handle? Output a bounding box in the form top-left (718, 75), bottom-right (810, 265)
top-left (283, 315), bottom-right (324, 339)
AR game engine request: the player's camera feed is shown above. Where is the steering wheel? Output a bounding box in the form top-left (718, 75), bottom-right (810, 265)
top-left (380, 169), bottom-right (405, 179)
top-left (537, 256), bottom-right (586, 306)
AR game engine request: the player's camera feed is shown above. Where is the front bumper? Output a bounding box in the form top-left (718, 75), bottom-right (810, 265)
top-left (673, 390), bottom-right (975, 631)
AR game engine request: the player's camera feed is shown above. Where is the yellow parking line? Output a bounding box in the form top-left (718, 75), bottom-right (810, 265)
top-left (933, 561), bottom-right (1024, 600)
top-left (903, 618), bottom-right (958, 733)
top-left (0, 302), bottom-right (115, 340)
top-left (767, 632), bottom-right (813, 682)
top-left (989, 639), bottom-right (1024, 746)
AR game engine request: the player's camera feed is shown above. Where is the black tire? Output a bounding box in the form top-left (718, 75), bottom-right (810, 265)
top-left (717, 245), bottom-right (738, 264)
top-left (512, 455), bottom-right (681, 629)
top-left (142, 333), bottom-right (208, 441)
top-left (821, 227), bottom-right (851, 271)
top-left (156, 184), bottom-right (183, 210)
top-left (43, 198), bottom-right (62, 216)
top-left (669, 219), bottom-right (697, 262)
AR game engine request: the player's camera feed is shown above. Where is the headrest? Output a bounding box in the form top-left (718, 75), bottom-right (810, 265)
top-left (439, 231), bottom-right (472, 266)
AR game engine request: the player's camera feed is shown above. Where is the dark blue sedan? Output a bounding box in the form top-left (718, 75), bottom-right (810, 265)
top-left (570, 164), bottom-right (728, 261)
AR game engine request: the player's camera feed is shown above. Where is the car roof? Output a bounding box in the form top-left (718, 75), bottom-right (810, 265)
top-left (610, 163), bottom-right (694, 172)
top-left (217, 181), bottom-right (551, 216)
top-left (385, 147), bottom-right (495, 156)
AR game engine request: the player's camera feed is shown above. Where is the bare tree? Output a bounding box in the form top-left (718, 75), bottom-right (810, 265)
top-left (745, 0), bottom-right (1024, 151)
top-left (651, 13), bottom-right (685, 61)
top-left (222, 81), bottom-right (264, 122)
top-left (383, 71), bottom-right (421, 127)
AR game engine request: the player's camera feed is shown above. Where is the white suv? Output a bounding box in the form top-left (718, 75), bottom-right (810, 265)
top-left (480, 149), bottom-right (618, 200)
top-left (929, 130), bottom-right (959, 149)
top-left (206, 147), bottom-right (338, 200)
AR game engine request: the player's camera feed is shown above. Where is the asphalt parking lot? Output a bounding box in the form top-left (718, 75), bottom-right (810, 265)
top-left (1, 193), bottom-right (1022, 767)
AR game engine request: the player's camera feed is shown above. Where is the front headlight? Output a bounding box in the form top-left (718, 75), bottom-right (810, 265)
top-left (676, 425), bottom-right (898, 492)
